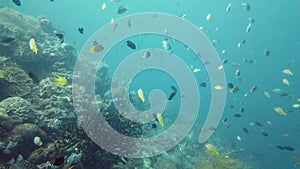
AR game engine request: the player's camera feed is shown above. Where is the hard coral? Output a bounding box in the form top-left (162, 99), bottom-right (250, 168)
top-left (0, 66), bottom-right (33, 99)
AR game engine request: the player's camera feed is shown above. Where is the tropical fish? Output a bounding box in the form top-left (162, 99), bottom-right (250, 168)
top-left (267, 120), bottom-right (273, 126)
top-left (90, 41), bottom-right (104, 53)
top-left (241, 3), bottom-right (251, 11)
top-left (293, 104), bottom-right (300, 108)
top-left (214, 85), bottom-right (223, 90)
top-left (227, 82), bottom-right (234, 89)
top-left (156, 113), bottom-right (164, 127)
top-left (151, 124), bottom-right (157, 128)
top-left (274, 107), bottom-right (287, 116)
top-left (126, 40), bottom-right (136, 49)
top-left (117, 5), bottom-right (128, 14)
top-left (162, 40), bottom-right (170, 50)
top-left (263, 49), bottom-right (270, 56)
top-left (168, 92), bottom-right (176, 101)
top-left (254, 122), bottom-right (262, 127)
top-left (282, 69), bottom-right (293, 76)
top-left (78, 27), bottom-right (84, 34)
top-left (102, 3), bottom-right (107, 10)
top-left (250, 85), bottom-right (257, 93)
top-left (33, 136), bottom-right (43, 146)
top-left (242, 128), bottom-right (249, 134)
top-left (29, 38), bottom-right (38, 54)
top-left (234, 114), bottom-right (242, 118)
top-left (200, 82), bottom-right (206, 87)
top-left (230, 86), bottom-right (240, 93)
top-left (206, 13), bottom-right (212, 21)
top-left (205, 144), bottom-right (219, 156)
top-left (143, 51), bottom-right (151, 58)
top-left (245, 23), bottom-right (252, 32)
top-left (12, 0), bottom-right (21, 6)
top-left (262, 131), bottom-right (269, 137)
top-left (282, 78), bottom-right (290, 86)
top-left (54, 75), bottom-right (68, 86)
top-left (171, 86), bottom-right (177, 93)
top-left (264, 91), bottom-right (271, 98)
top-left (226, 3), bottom-right (232, 12)
top-left (193, 68), bottom-right (201, 73)
top-left (248, 17), bottom-right (255, 24)
top-left (137, 89), bottom-right (145, 103)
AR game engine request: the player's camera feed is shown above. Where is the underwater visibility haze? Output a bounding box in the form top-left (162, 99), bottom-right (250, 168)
top-left (0, 0), bottom-right (299, 169)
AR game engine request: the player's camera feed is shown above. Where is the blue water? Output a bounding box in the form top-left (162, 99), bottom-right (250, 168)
top-left (2, 0), bottom-right (300, 168)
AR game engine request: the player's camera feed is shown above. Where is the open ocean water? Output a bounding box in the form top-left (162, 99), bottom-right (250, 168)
top-left (0, 0), bottom-right (299, 169)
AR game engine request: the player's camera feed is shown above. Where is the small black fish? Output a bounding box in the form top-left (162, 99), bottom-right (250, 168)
top-left (126, 40), bottom-right (136, 49)
top-left (55, 33), bottom-right (64, 44)
top-left (240, 108), bottom-right (245, 113)
top-left (2, 37), bottom-right (15, 43)
top-left (242, 128), bottom-right (249, 134)
top-left (50, 0), bottom-right (54, 2)
top-left (171, 86), bottom-right (177, 93)
top-left (227, 82), bottom-right (234, 89)
top-left (152, 124), bottom-right (157, 128)
top-left (223, 118), bottom-right (228, 123)
top-left (262, 131), bottom-right (268, 137)
top-left (283, 146), bottom-right (295, 151)
top-left (234, 114), bottom-right (242, 118)
top-left (255, 122), bottom-right (262, 127)
top-left (200, 82), bottom-right (206, 87)
top-left (12, 0), bottom-right (21, 6)
top-left (263, 49), bottom-right (270, 56)
top-left (28, 72), bottom-right (39, 83)
top-left (230, 105), bottom-right (234, 109)
top-left (117, 5), bottom-right (128, 14)
top-left (276, 145), bottom-right (284, 150)
top-left (78, 27), bottom-right (84, 34)
top-left (168, 92), bottom-right (176, 101)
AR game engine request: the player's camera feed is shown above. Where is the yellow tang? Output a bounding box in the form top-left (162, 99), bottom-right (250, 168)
top-left (137, 89), bottom-right (145, 103)
top-left (29, 38), bottom-right (38, 54)
top-left (157, 113), bottom-right (164, 127)
top-left (55, 75), bottom-right (68, 86)
top-left (205, 143), bottom-right (219, 156)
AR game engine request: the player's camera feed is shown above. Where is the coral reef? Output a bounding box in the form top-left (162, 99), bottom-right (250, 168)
top-left (0, 65), bottom-right (33, 100)
top-left (0, 7), bottom-right (254, 169)
top-left (0, 7), bottom-right (76, 81)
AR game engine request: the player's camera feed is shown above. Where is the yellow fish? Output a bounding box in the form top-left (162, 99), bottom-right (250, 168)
top-left (157, 113), bottom-right (164, 127)
top-left (205, 143), bottom-right (219, 156)
top-left (101, 3), bottom-right (107, 10)
top-left (90, 41), bottom-right (104, 53)
top-left (274, 107), bottom-right (287, 116)
top-left (54, 75), bottom-right (68, 86)
top-left (29, 38), bottom-right (38, 54)
top-left (137, 89), bottom-right (145, 103)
